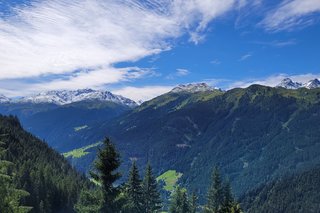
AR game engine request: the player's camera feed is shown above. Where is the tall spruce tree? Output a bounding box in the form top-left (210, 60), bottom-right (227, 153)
top-left (124, 161), bottom-right (144, 213)
top-left (204, 167), bottom-right (243, 213)
top-left (205, 167), bottom-right (224, 213)
top-left (90, 137), bottom-right (121, 213)
top-left (142, 163), bottom-right (162, 213)
top-left (189, 192), bottom-right (198, 213)
top-left (169, 186), bottom-right (190, 213)
top-left (222, 180), bottom-right (243, 213)
top-left (221, 181), bottom-right (234, 212)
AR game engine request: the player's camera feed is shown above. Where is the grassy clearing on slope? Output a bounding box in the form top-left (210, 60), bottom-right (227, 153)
top-left (157, 170), bottom-right (183, 192)
top-left (63, 142), bottom-right (102, 159)
top-left (74, 125), bottom-right (88, 132)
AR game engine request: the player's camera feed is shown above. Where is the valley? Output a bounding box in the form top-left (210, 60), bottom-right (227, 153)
top-left (1, 79), bottom-right (320, 209)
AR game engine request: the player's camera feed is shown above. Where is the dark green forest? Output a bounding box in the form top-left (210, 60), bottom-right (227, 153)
top-left (240, 166), bottom-right (320, 213)
top-left (0, 115), bottom-right (90, 212)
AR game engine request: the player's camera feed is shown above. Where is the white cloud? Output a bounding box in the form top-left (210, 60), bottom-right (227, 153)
top-left (239, 53), bottom-right (252, 61)
top-left (262, 0), bottom-right (320, 31)
top-left (112, 85), bottom-right (173, 102)
top-left (166, 68), bottom-right (190, 79)
top-left (251, 39), bottom-right (297, 47)
top-left (0, 0), bottom-right (239, 95)
top-left (0, 66), bottom-right (153, 97)
top-left (176, 69), bottom-right (190, 76)
top-left (31, 67), bottom-right (154, 91)
top-left (210, 59), bottom-right (221, 65)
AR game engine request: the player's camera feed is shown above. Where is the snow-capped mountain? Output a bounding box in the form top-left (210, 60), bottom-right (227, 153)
top-left (277, 78), bottom-right (320, 89)
top-left (276, 78), bottom-right (303, 89)
top-left (15, 89), bottom-right (137, 107)
top-left (171, 83), bottom-right (216, 93)
top-left (304, 79), bottom-right (320, 89)
top-left (0, 94), bottom-right (10, 103)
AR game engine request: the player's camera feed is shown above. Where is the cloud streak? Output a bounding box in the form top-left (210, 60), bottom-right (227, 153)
top-left (0, 66), bottom-right (154, 96)
top-left (262, 0), bottom-right (320, 31)
top-left (239, 53), bottom-right (252, 61)
top-left (0, 0), bottom-right (240, 94)
top-left (251, 39), bottom-right (297, 47)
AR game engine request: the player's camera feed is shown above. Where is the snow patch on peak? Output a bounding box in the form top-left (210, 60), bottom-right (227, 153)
top-left (171, 83), bottom-right (215, 93)
top-left (276, 78), bottom-right (302, 89)
top-left (15, 89), bottom-right (137, 107)
top-left (277, 78), bottom-right (320, 90)
top-left (304, 79), bottom-right (320, 89)
top-left (0, 94), bottom-right (10, 103)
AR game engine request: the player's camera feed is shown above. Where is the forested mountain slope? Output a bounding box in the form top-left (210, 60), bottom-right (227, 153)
top-left (3, 84), bottom-right (320, 204)
top-left (241, 166), bottom-right (320, 213)
top-left (0, 115), bottom-right (89, 212)
top-left (0, 100), bottom-right (131, 151)
top-left (74, 85), bottom-right (320, 199)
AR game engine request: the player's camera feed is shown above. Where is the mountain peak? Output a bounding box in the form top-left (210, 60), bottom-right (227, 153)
top-left (276, 78), bottom-right (320, 90)
top-left (15, 89), bottom-right (137, 107)
top-left (171, 83), bottom-right (215, 93)
top-left (0, 94), bottom-right (10, 103)
top-left (276, 78), bottom-right (302, 89)
top-left (304, 79), bottom-right (320, 89)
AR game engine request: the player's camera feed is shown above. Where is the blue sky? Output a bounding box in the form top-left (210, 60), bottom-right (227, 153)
top-left (0, 0), bottom-right (320, 101)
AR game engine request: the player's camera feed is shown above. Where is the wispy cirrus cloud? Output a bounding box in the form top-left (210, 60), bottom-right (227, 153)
top-left (262, 0), bottom-right (320, 31)
top-left (166, 68), bottom-right (190, 79)
top-left (0, 0), bottom-right (241, 95)
top-left (0, 66), bottom-right (154, 96)
top-left (176, 68), bottom-right (190, 76)
top-left (251, 39), bottom-right (297, 47)
top-left (210, 59), bottom-right (221, 65)
top-left (239, 53), bottom-right (252, 61)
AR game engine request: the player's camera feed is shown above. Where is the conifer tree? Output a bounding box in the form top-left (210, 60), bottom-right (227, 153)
top-left (204, 167), bottom-right (243, 213)
top-left (205, 167), bottom-right (224, 213)
top-left (142, 163), bottom-right (162, 213)
top-left (124, 161), bottom-right (144, 213)
top-left (90, 137), bottom-right (121, 213)
top-left (180, 190), bottom-right (190, 213)
top-left (169, 186), bottom-right (190, 213)
top-left (221, 181), bottom-right (234, 212)
top-left (189, 192), bottom-right (198, 213)
top-left (222, 180), bottom-right (243, 213)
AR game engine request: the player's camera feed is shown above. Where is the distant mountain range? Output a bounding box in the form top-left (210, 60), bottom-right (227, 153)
top-left (0, 90), bottom-right (134, 151)
top-left (0, 89), bottom-right (137, 107)
top-left (276, 78), bottom-right (320, 89)
top-left (0, 94), bottom-right (10, 103)
top-left (1, 78), bottom-right (319, 105)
